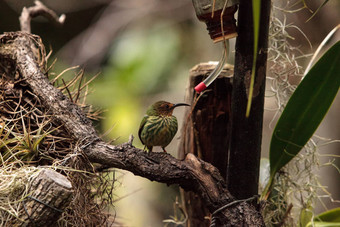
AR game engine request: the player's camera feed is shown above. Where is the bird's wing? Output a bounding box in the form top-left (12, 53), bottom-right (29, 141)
top-left (138, 115), bottom-right (148, 145)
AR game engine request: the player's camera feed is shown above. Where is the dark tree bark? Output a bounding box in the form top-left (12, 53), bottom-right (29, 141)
top-left (179, 63), bottom-right (233, 178)
top-left (179, 63), bottom-right (233, 226)
top-left (227, 0), bottom-right (271, 200)
top-left (0, 31), bottom-right (265, 226)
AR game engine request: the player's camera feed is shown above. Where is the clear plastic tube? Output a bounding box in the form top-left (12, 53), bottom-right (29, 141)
top-left (195, 47), bottom-right (227, 93)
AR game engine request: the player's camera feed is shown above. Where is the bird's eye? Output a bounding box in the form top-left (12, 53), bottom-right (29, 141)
top-left (165, 104), bottom-right (170, 109)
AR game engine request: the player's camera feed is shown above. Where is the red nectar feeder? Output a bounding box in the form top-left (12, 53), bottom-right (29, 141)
top-left (192, 0), bottom-right (238, 93)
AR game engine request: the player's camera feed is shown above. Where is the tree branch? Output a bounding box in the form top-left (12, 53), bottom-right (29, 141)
top-left (0, 32), bottom-right (264, 226)
top-left (20, 1), bottom-right (66, 33)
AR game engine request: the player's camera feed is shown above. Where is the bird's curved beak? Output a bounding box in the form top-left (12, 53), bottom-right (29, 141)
top-left (172, 103), bottom-right (190, 109)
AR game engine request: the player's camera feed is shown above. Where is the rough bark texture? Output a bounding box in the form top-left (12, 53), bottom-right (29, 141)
top-left (227, 0), bottom-right (271, 200)
top-left (15, 169), bottom-right (73, 226)
top-left (0, 32), bottom-right (264, 226)
top-left (179, 63), bottom-right (233, 226)
top-left (180, 63), bottom-right (233, 178)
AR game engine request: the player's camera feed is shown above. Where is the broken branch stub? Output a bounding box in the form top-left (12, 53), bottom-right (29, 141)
top-left (15, 169), bottom-right (72, 226)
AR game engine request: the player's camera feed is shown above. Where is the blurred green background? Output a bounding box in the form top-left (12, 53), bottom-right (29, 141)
top-left (1, 0), bottom-right (339, 226)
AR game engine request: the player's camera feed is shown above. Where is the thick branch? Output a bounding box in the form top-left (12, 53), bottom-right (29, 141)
top-left (0, 32), bottom-right (264, 226)
top-left (86, 141), bottom-right (263, 226)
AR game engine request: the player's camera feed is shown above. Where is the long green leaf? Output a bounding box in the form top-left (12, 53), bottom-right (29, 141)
top-left (269, 41), bottom-right (340, 176)
top-left (246, 0), bottom-right (261, 117)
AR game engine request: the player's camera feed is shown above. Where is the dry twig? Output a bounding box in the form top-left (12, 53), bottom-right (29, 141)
top-left (19, 1), bottom-right (66, 33)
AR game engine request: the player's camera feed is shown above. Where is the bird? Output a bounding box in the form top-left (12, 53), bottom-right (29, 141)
top-left (138, 101), bottom-right (190, 152)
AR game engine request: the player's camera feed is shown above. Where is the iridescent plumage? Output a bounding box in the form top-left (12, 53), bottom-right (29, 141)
top-left (138, 101), bottom-right (189, 152)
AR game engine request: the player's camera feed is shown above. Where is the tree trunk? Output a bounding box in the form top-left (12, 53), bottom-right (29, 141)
top-left (227, 0), bottom-right (271, 200)
top-left (179, 63), bottom-right (233, 226)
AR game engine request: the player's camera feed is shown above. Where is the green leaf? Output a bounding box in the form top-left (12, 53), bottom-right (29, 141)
top-left (246, 0), bottom-right (261, 117)
top-left (269, 41), bottom-right (340, 177)
top-left (299, 204), bottom-right (314, 227)
top-left (306, 207), bottom-right (340, 227)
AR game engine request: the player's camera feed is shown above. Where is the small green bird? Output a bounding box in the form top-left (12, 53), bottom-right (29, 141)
top-left (139, 101), bottom-right (190, 152)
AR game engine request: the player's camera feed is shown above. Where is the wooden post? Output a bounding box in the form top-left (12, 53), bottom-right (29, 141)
top-left (227, 0), bottom-right (271, 199)
top-left (179, 63), bottom-right (233, 226)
